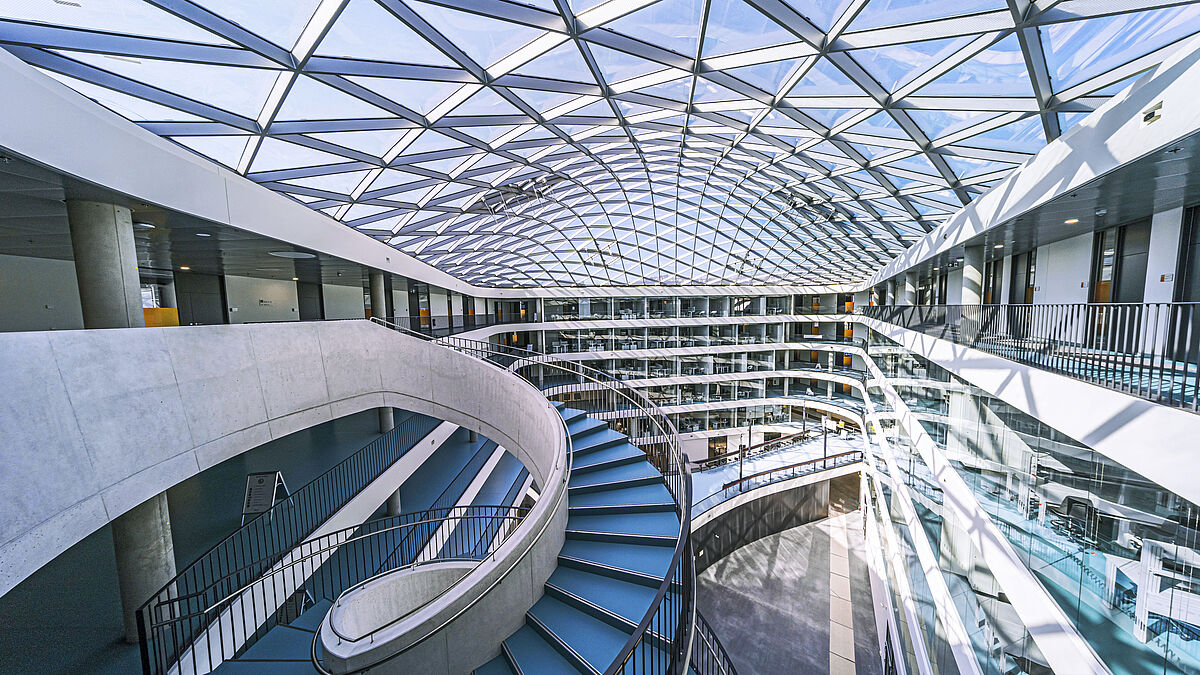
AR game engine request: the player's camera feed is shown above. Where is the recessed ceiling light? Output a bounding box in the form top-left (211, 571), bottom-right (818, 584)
top-left (1064, 218), bottom-right (1079, 224)
top-left (269, 251), bottom-right (316, 259)
top-left (956, 257), bottom-right (964, 262)
top-left (292, 277), bottom-right (299, 281)
top-left (196, 232), bottom-right (211, 237)
top-left (133, 221), bottom-right (155, 229)
top-left (179, 266), bottom-right (190, 271)
top-left (993, 244), bottom-right (1004, 249)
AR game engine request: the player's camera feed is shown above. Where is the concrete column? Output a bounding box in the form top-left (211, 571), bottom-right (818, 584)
top-left (369, 269), bottom-right (387, 320)
top-left (386, 489), bottom-right (402, 518)
top-left (903, 272), bottom-right (918, 306)
top-left (159, 279), bottom-right (177, 309)
top-left (378, 406), bottom-right (394, 434)
top-left (885, 279), bottom-right (896, 305)
top-left (112, 493), bottom-right (176, 643)
top-left (66, 200), bottom-right (144, 329)
top-left (961, 245), bottom-right (984, 306)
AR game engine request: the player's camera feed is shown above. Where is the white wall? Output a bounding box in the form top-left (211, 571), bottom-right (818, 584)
top-left (1033, 232), bottom-right (1092, 304)
top-left (0, 254), bottom-right (84, 332)
top-left (224, 275), bottom-right (299, 323)
top-left (1145, 207), bottom-right (1184, 303)
top-left (429, 286), bottom-right (450, 317)
top-left (322, 283), bottom-right (365, 320)
top-left (392, 276), bottom-right (410, 319)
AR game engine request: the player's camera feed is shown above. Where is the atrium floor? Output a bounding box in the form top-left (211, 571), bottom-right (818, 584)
top-left (696, 484), bottom-right (881, 675)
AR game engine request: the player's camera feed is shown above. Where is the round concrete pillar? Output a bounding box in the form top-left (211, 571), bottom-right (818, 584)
top-left (369, 269), bottom-right (387, 320)
top-left (66, 200), bottom-right (144, 329)
top-left (111, 493), bottom-right (176, 643)
top-left (386, 490), bottom-right (402, 518)
top-left (961, 245), bottom-right (985, 306)
top-left (903, 272), bottom-right (918, 306)
top-left (379, 406), bottom-right (395, 434)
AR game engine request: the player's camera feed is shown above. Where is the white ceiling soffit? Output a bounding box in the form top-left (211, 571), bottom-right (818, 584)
top-left (3, 0), bottom-right (1199, 288)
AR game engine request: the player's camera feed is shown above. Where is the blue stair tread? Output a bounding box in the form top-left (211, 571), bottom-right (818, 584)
top-left (504, 624), bottom-right (581, 674)
top-left (529, 596), bottom-right (632, 674)
top-left (558, 407), bottom-right (587, 423)
top-left (567, 416), bottom-right (606, 436)
top-left (573, 443), bottom-right (643, 470)
top-left (212, 660), bottom-right (316, 673)
top-left (286, 599), bottom-right (332, 633)
top-left (571, 427), bottom-right (626, 450)
top-left (237, 625), bottom-right (313, 662)
top-left (548, 567), bottom-right (659, 625)
top-left (568, 511), bottom-right (680, 538)
top-left (560, 539), bottom-right (674, 579)
top-left (474, 656), bottom-right (516, 675)
top-left (569, 483), bottom-right (673, 508)
top-left (552, 401), bottom-right (566, 410)
top-left (569, 462), bottom-right (659, 490)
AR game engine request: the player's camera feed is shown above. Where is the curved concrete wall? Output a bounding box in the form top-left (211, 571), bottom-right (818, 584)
top-left (0, 319), bottom-right (564, 597)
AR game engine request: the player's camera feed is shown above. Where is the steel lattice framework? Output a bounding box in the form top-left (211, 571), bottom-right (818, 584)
top-left (3, 0), bottom-right (1198, 287)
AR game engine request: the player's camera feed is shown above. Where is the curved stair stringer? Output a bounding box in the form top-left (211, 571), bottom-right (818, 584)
top-left (475, 404), bottom-right (685, 675)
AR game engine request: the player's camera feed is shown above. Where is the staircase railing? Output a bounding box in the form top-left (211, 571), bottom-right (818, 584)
top-left (135, 413), bottom-right (441, 674)
top-left (691, 611), bottom-right (739, 675)
top-left (369, 317), bottom-right (707, 674)
top-left (861, 303), bottom-right (1200, 412)
top-left (144, 504), bottom-right (526, 675)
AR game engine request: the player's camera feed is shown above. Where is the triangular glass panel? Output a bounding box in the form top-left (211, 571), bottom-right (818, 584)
top-left (513, 41), bottom-right (596, 84)
top-left (778, 0), bottom-right (855, 32)
top-left (692, 79), bottom-right (746, 103)
top-left (250, 138), bottom-right (348, 172)
top-left (408, 0), bottom-right (542, 68)
top-left (59, 51), bottom-right (282, 118)
top-left (508, 87), bottom-right (580, 114)
top-left (1058, 112), bottom-right (1090, 134)
top-left (275, 76), bottom-right (391, 121)
top-left (402, 130), bottom-right (467, 155)
top-left (195, 0), bottom-right (324, 51)
top-left (848, 111), bottom-right (908, 140)
top-left (906, 108), bottom-right (1002, 140)
top-left (944, 155), bottom-right (1010, 178)
top-left (918, 34), bottom-right (1034, 97)
top-left (346, 76), bottom-right (460, 115)
top-left (1042, 5), bottom-right (1200, 91)
top-left (413, 156), bottom-right (470, 174)
top-left (450, 87), bottom-right (524, 116)
top-left (605, 0), bottom-right (704, 57)
top-left (847, 0), bottom-right (1005, 32)
top-left (785, 57), bottom-right (862, 96)
top-left (802, 107), bottom-right (857, 128)
top-left (635, 76), bottom-right (694, 102)
top-left (849, 35), bottom-right (972, 92)
top-left (5, 0), bottom-right (235, 45)
top-left (310, 129), bottom-right (409, 156)
top-left (172, 135), bottom-right (250, 169)
top-left (459, 125), bottom-right (520, 144)
top-left (960, 115), bottom-right (1045, 152)
top-left (280, 170), bottom-right (373, 195)
top-left (725, 58), bottom-right (802, 94)
top-left (315, 0), bottom-right (456, 65)
top-left (701, 0), bottom-right (797, 58)
top-left (38, 69), bottom-right (206, 122)
top-left (587, 43), bottom-right (664, 84)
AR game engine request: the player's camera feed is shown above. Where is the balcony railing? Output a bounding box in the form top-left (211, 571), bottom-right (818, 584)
top-left (862, 303), bottom-right (1200, 413)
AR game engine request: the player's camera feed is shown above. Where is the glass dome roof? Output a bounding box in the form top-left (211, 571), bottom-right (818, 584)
top-left (3, 0), bottom-right (1197, 287)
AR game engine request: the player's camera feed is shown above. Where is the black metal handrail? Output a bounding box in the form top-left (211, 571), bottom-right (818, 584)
top-left (143, 504), bottom-right (526, 675)
top-left (691, 611), bottom-right (739, 675)
top-left (135, 413), bottom-right (440, 674)
top-left (370, 318), bottom-right (703, 674)
top-left (861, 303), bottom-right (1200, 412)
